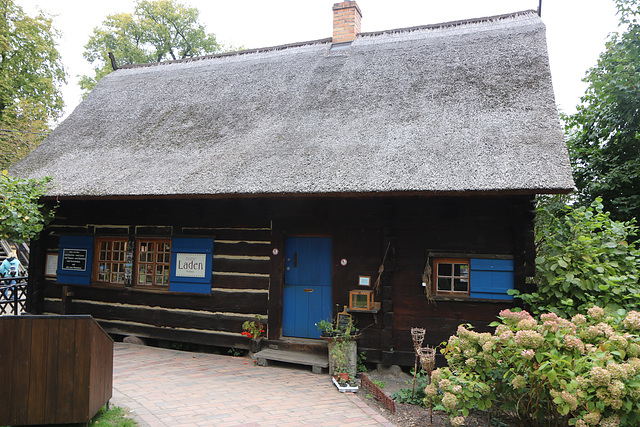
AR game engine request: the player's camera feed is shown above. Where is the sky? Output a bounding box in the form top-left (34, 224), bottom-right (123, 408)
top-left (19, 0), bottom-right (621, 123)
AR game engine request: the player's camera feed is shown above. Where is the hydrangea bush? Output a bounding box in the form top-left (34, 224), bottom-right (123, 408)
top-left (426, 307), bottom-right (640, 426)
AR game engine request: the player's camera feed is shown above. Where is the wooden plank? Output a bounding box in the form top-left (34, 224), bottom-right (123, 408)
top-left (88, 320), bottom-right (113, 419)
top-left (55, 318), bottom-right (77, 424)
top-left (44, 285), bottom-right (268, 313)
top-left (69, 299), bottom-right (264, 332)
top-left (215, 241), bottom-right (271, 257)
top-left (44, 319), bottom-right (61, 423)
top-left (268, 226), bottom-right (284, 340)
top-left (10, 317), bottom-right (32, 425)
top-left (26, 318), bottom-right (49, 425)
top-left (254, 348), bottom-right (329, 368)
top-left (0, 318), bottom-right (16, 424)
top-left (98, 320), bottom-right (250, 349)
top-left (210, 228), bottom-right (272, 242)
top-left (73, 318), bottom-right (91, 422)
top-left (213, 257), bottom-right (270, 275)
top-left (212, 274), bottom-right (269, 290)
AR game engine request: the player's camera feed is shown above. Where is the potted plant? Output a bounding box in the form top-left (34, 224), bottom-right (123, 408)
top-left (318, 313), bottom-right (360, 391)
top-left (242, 314), bottom-right (265, 353)
top-left (315, 319), bottom-right (335, 337)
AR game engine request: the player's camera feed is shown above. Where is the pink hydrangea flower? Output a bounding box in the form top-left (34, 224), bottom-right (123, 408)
top-left (514, 330), bottom-right (544, 348)
top-left (587, 306), bottom-right (605, 320)
top-left (521, 349), bottom-right (535, 360)
top-left (623, 311), bottom-right (640, 330)
top-left (564, 335), bottom-right (585, 353)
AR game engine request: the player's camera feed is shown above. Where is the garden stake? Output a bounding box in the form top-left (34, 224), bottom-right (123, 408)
top-left (418, 346), bottom-right (436, 425)
top-left (410, 328), bottom-right (425, 399)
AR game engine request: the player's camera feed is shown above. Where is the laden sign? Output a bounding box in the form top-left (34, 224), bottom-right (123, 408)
top-left (175, 253), bottom-right (207, 278)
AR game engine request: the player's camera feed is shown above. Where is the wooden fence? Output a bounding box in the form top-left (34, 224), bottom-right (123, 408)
top-left (0, 315), bottom-right (114, 425)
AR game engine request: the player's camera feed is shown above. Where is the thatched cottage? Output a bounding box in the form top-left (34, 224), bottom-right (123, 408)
top-left (13, 2), bottom-right (573, 366)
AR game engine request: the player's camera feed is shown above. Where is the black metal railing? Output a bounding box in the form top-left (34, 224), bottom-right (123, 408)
top-left (0, 276), bottom-right (27, 315)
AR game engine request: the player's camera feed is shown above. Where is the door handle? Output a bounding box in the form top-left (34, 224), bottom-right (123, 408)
top-left (293, 252), bottom-right (297, 268)
top-left (304, 289), bottom-right (313, 293)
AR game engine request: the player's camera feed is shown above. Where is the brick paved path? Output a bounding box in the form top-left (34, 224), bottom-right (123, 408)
top-left (112, 343), bottom-right (394, 426)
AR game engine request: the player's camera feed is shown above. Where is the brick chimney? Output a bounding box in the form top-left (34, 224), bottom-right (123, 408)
top-left (332, 1), bottom-right (362, 44)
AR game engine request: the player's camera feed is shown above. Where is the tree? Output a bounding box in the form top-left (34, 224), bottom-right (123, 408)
top-left (0, 0), bottom-right (67, 169)
top-left (0, 170), bottom-right (56, 243)
top-left (80, 0), bottom-right (226, 93)
top-left (565, 0), bottom-right (640, 224)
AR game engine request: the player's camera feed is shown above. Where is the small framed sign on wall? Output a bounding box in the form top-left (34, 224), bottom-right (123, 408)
top-left (358, 275), bottom-right (371, 287)
top-left (45, 253), bottom-right (58, 277)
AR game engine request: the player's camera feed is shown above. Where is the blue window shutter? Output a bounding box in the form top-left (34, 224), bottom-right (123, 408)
top-left (57, 235), bottom-right (94, 285)
top-left (469, 259), bottom-right (514, 300)
top-left (169, 238), bottom-right (213, 294)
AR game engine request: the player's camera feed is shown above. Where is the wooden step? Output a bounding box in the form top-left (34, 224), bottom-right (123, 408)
top-left (253, 348), bottom-right (328, 374)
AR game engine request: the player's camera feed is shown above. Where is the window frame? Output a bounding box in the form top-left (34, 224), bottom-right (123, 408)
top-left (93, 237), bottom-right (129, 286)
top-left (135, 238), bottom-right (171, 288)
top-left (433, 257), bottom-right (471, 297)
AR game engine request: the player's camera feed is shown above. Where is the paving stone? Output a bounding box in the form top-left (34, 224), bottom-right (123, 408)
top-left (111, 342), bottom-right (392, 426)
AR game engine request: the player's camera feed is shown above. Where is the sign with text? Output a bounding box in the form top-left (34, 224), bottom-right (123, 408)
top-left (175, 253), bottom-right (207, 278)
top-left (61, 249), bottom-right (87, 271)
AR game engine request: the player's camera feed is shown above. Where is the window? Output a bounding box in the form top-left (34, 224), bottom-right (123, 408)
top-left (434, 258), bottom-right (470, 296)
top-left (137, 239), bottom-right (171, 287)
top-left (76, 235), bottom-right (213, 293)
top-left (432, 257), bottom-right (515, 300)
top-left (94, 238), bottom-right (128, 285)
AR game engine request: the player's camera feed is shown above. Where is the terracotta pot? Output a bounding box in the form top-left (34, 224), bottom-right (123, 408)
top-left (335, 372), bottom-right (350, 381)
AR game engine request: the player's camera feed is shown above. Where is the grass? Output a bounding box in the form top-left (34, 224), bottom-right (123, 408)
top-left (91, 405), bottom-right (138, 427)
top-left (0, 405), bottom-right (137, 427)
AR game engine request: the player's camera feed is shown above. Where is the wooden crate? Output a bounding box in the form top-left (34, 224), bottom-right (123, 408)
top-left (0, 315), bottom-right (113, 425)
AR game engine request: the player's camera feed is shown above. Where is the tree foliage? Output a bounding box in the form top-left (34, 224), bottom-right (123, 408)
top-left (565, 0), bottom-right (640, 223)
top-left (512, 196), bottom-right (640, 317)
top-left (80, 0), bottom-right (226, 93)
top-left (0, 0), bottom-right (66, 168)
top-left (0, 170), bottom-right (56, 243)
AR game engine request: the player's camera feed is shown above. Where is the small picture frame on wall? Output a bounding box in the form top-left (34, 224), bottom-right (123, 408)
top-left (45, 253), bottom-right (58, 277)
top-left (358, 275), bottom-right (371, 287)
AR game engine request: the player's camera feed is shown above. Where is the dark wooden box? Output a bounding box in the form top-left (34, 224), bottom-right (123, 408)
top-left (0, 315), bottom-right (113, 425)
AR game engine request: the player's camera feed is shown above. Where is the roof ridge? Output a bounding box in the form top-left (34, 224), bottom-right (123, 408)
top-left (118, 37), bottom-right (333, 70)
top-left (117, 9), bottom-right (538, 71)
top-left (359, 9), bottom-right (539, 38)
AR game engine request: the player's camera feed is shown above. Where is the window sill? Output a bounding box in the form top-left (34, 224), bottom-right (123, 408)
top-left (432, 295), bottom-right (515, 304)
top-left (345, 308), bottom-right (380, 314)
top-left (55, 282), bottom-right (211, 296)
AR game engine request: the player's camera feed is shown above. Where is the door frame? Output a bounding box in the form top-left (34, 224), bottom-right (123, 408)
top-left (281, 235), bottom-right (333, 339)
top-left (269, 227), bottom-right (340, 340)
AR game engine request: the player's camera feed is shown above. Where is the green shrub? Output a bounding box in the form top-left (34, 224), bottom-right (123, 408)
top-left (427, 308), bottom-right (640, 426)
top-left (511, 197), bottom-right (640, 317)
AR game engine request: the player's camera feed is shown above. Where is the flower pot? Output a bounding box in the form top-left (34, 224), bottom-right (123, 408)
top-left (336, 372), bottom-right (350, 382)
top-left (249, 338), bottom-right (263, 354)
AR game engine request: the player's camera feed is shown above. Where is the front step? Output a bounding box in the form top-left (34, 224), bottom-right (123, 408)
top-left (253, 348), bottom-right (329, 374)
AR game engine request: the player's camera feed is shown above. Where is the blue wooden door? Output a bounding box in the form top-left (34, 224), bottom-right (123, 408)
top-left (283, 237), bottom-right (332, 338)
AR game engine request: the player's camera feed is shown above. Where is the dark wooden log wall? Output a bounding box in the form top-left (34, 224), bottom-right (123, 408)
top-left (29, 195), bottom-right (534, 365)
top-left (387, 197), bottom-right (533, 366)
top-left (34, 199), bottom-right (271, 350)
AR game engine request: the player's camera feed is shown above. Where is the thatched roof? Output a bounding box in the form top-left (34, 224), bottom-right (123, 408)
top-left (14, 10), bottom-right (574, 198)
